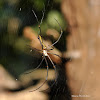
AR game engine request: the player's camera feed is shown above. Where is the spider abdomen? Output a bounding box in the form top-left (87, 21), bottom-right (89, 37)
top-left (43, 50), bottom-right (48, 56)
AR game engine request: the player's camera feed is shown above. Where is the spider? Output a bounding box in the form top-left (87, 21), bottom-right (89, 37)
top-left (25, 9), bottom-right (63, 92)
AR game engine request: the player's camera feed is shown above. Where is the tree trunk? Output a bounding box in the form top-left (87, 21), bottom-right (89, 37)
top-left (62, 0), bottom-right (100, 100)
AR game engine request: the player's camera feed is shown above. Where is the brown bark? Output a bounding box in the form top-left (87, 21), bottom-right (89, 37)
top-left (62, 0), bottom-right (100, 100)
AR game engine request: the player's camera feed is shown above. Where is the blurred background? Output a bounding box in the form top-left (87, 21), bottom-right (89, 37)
top-left (1, 0), bottom-right (100, 100)
top-left (0, 0), bottom-right (71, 100)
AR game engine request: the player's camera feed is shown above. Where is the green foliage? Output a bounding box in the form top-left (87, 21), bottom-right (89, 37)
top-left (0, 0), bottom-right (4, 10)
top-left (14, 38), bottom-right (27, 53)
top-left (47, 10), bottom-right (66, 30)
top-left (33, 0), bottom-right (46, 11)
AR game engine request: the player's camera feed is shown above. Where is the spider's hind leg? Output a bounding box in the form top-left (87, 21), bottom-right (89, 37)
top-left (24, 56), bottom-right (45, 74)
top-left (47, 55), bottom-right (57, 82)
top-left (39, 55), bottom-right (57, 92)
top-left (29, 56), bottom-right (49, 92)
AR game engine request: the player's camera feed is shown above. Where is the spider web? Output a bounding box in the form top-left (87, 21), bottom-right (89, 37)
top-left (0, 0), bottom-right (71, 100)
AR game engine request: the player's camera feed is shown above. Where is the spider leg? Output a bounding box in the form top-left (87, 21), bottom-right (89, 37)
top-left (24, 45), bottom-right (43, 74)
top-left (32, 5), bottom-right (45, 35)
top-left (48, 18), bottom-right (63, 48)
top-left (38, 35), bottom-right (44, 49)
top-left (32, 10), bottom-right (41, 35)
top-left (47, 52), bottom-right (62, 59)
top-left (32, 8), bottom-right (46, 49)
top-left (33, 17), bottom-right (41, 36)
top-left (32, 11), bottom-right (44, 49)
top-left (29, 55), bottom-right (49, 92)
top-left (40, 4), bottom-right (45, 25)
top-left (24, 55), bottom-right (45, 74)
top-left (47, 45), bottom-right (54, 51)
top-left (26, 44), bottom-right (42, 52)
top-left (44, 56), bottom-right (49, 80)
top-left (47, 55), bottom-right (57, 82)
top-left (40, 55), bottom-right (57, 92)
top-left (32, 10), bottom-right (39, 25)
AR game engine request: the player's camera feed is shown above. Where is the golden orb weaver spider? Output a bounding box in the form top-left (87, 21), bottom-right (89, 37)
top-left (25, 8), bottom-right (63, 92)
